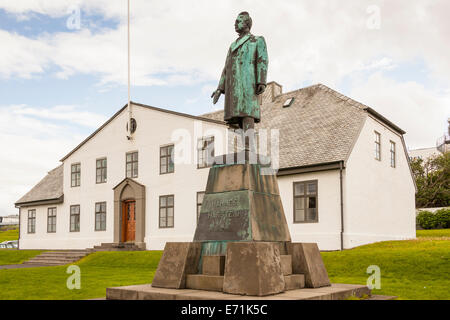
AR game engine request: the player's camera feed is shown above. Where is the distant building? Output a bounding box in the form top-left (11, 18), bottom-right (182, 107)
top-left (15, 83), bottom-right (417, 251)
top-left (409, 118), bottom-right (450, 161)
top-left (0, 214), bottom-right (19, 226)
top-left (409, 147), bottom-right (440, 161)
top-left (436, 118), bottom-right (450, 154)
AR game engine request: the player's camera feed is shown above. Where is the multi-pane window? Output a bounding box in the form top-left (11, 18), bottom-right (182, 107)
top-left (390, 141), bottom-right (396, 168)
top-left (70, 205), bottom-right (80, 232)
top-left (95, 202), bottom-right (106, 231)
top-left (159, 195), bottom-right (174, 228)
top-left (160, 145), bottom-right (174, 174)
top-left (96, 158), bottom-right (107, 183)
top-left (197, 192), bottom-right (205, 223)
top-left (126, 152), bottom-right (138, 178)
top-left (197, 136), bottom-right (215, 169)
top-left (293, 181), bottom-right (318, 223)
top-left (71, 163), bottom-right (81, 187)
top-left (27, 209), bottom-right (36, 234)
top-left (47, 207), bottom-right (56, 233)
top-left (374, 131), bottom-right (381, 161)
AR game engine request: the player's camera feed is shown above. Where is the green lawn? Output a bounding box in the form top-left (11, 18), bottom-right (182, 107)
top-left (0, 250), bottom-right (43, 265)
top-left (0, 230), bottom-right (448, 300)
top-left (322, 232), bottom-right (450, 300)
top-left (416, 229), bottom-right (450, 239)
top-left (0, 228), bottom-right (19, 243)
top-left (0, 251), bottom-right (163, 300)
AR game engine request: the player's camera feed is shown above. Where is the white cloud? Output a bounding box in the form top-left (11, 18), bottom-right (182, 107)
top-left (11, 104), bottom-right (108, 128)
top-left (349, 73), bottom-right (450, 150)
top-left (0, 0), bottom-right (449, 89)
top-left (0, 104), bottom-right (105, 216)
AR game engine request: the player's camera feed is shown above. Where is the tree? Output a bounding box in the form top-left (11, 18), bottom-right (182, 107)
top-left (411, 152), bottom-right (450, 208)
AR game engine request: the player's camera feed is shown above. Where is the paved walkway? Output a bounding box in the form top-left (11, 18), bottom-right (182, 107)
top-left (0, 264), bottom-right (51, 269)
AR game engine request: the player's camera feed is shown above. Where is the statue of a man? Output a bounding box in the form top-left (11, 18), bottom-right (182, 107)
top-left (212, 12), bottom-right (268, 131)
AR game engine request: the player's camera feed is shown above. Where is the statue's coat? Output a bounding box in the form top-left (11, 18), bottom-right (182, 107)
top-left (217, 34), bottom-right (268, 124)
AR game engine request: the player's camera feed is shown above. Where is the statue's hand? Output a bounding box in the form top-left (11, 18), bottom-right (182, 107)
top-left (211, 90), bottom-right (221, 104)
top-left (256, 84), bottom-right (266, 95)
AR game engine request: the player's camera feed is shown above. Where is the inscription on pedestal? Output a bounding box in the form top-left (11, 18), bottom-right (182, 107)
top-left (194, 191), bottom-right (251, 241)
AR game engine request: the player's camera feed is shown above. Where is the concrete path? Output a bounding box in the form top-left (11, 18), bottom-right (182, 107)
top-left (0, 263), bottom-right (52, 269)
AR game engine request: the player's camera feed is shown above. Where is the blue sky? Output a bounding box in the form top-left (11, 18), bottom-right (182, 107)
top-left (0, 0), bottom-right (449, 216)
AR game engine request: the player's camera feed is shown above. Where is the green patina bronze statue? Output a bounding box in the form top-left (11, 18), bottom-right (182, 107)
top-left (212, 12), bottom-right (268, 131)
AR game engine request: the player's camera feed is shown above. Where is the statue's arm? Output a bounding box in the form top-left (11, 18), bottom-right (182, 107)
top-left (212, 48), bottom-right (230, 104)
top-left (256, 36), bottom-right (268, 88)
top-left (218, 48), bottom-right (231, 93)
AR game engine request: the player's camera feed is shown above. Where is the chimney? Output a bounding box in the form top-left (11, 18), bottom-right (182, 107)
top-left (261, 81), bottom-right (282, 104)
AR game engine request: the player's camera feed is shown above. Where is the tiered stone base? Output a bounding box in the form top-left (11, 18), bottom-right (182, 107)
top-left (149, 241), bottom-right (333, 297)
top-left (106, 283), bottom-right (371, 300)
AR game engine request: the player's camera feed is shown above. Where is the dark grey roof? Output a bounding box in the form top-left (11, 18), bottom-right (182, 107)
top-left (202, 83), bottom-right (382, 169)
top-left (15, 165), bottom-right (64, 206)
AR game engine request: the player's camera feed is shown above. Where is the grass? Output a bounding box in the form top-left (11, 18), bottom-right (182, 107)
top-left (0, 250), bottom-right (44, 265)
top-left (322, 230), bottom-right (450, 300)
top-left (0, 228), bottom-right (19, 243)
top-left (0, 251), bottom-right (163, 300)
top-left (416, 229), bottom-right (450, 239)
top-left (0, 229), bottom-right (448, 300)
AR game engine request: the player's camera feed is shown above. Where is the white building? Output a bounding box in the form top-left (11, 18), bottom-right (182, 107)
top-left (408, 147), bottom-right (440, 161)
top-left (15, 83), bottom-right (417, 251)
top-left (0, 214), bottom-right (19, 226)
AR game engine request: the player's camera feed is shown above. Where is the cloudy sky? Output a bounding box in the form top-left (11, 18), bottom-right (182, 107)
top-left (0, 0), bottom-right (449, 216)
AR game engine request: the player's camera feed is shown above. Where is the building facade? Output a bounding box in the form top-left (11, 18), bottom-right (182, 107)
top-left (15, 83), bottom-right (417, 251)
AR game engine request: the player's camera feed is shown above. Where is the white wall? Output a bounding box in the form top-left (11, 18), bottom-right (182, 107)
top-left (278, 170), bottom-right (342, 251)
top-left (344, 116), bottom-right (416, 248)
top-left (20, 104), bottom-right (228, 250)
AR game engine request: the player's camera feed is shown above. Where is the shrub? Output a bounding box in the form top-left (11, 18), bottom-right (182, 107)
top-left (416, 211), bottom-right (439, 229)
top-left (435, 208), bottom-right (450, 228)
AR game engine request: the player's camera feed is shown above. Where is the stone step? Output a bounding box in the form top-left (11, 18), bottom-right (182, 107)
top-left (92, 247), bottom-right (143, 252)
top-left (26, 256), bottom-right (82, 262)
top-left (38, 253), bottom-right (88, 258)
top-left (92, 243), bottom-right (142, 251)
top-left (185, 274), bottom-right (224, 292)
top-left (23, 260), bottom-right (70, 266)
top-left (284, 274), bottom-right (305, 290)
top-left (280, 255), bottom-right (292, 276)
top-left (202, 255), bottom-right (225, 276)
top-left (45, 250), bottom-right (88, 253)
top-left (22, 250), bottom-right (90, 266)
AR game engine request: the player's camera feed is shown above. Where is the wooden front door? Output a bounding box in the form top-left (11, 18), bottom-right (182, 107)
top-left (121, 200), bottom-right (136, 242)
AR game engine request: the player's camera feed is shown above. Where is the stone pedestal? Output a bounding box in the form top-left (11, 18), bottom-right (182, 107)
top-left (147, 153), bottom-right (331, 296)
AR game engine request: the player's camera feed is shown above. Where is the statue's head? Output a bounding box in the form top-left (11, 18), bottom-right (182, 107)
top-left (235, 12), bottom-right (252, 34)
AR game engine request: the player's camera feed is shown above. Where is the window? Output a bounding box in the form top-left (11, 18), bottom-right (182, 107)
top-left (159, 195), bottom-right (174, 228)
top-left (126, 152), bottom-right (138, 178)
top-left (160, 145), bottom-right (174, 174)
top-left (47, 207), bottom-right (56, 233)
top-left (390, 141), bottom-right (396, 168)
top-left (96, 158), bottom-right (107, 183)
top-left (197, 192), bottom-right (205, 223)
top-left (95, 202), bottom-right (106, 231)
top-left (374, 131), bottom-right (381, 161)
top-left (70, 205), bottom-right (80, 232)
top-left (27, 210), bottom-right (36, 234)
top-left (283, 97), bottom-right (295, 108)
top-left (197, 136), bottom-right (215, 169)
top-left (293, 181), bottom-right (318, 223)
top-left (71, 163), bottom-right (81, 187)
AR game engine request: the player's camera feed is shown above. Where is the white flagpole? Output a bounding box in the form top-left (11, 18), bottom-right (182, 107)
top-left (127, 0), bottom-right (132, 138)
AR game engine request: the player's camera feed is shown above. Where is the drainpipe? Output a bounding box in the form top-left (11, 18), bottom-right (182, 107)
top-left (17, 207), bottom-right (21, 250)
top-left (339, 161), bottom-right (344, 251)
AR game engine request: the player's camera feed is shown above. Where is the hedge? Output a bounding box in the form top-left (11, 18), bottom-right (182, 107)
top-left (417, 208), bottom-right (450, 229)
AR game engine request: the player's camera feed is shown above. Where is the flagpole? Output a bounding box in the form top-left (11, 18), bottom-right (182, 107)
top-left (127, 0), bottom-right (132, 138)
